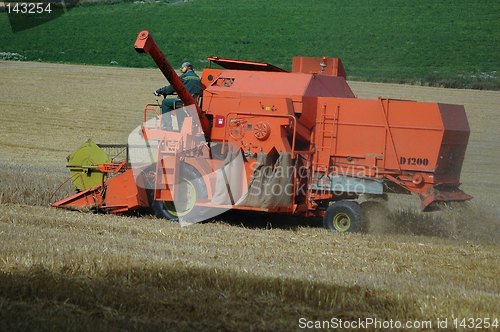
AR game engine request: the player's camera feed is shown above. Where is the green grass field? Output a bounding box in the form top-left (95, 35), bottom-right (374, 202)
top-left (1, 0), bottom-right (499, 89)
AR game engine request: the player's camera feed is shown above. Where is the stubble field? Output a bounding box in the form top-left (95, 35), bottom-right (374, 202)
top-left (0, 60), bottom-right (499, 331)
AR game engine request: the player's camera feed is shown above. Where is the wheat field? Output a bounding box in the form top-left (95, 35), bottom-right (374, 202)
top-left (1, 60), bottom-right (499, 331)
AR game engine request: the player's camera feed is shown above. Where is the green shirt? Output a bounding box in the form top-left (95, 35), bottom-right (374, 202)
top-left (160, 70), bottom-right (203, 96)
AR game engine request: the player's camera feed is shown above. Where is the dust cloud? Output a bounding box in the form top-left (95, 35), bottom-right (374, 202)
top-left (362, 195), bottom-right (499, 244)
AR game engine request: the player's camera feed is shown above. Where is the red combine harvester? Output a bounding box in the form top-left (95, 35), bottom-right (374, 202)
top-left (52, 30), bottom-right (471, 232)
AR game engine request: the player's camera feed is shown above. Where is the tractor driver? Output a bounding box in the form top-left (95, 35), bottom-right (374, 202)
top-left (154, 62), bottom-right (203, 131)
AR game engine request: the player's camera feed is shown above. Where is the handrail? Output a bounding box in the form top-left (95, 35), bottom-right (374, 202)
top-left (379, 97), bottom-right (401, 171)
top-left (143, 103), bottom-right (161, 129)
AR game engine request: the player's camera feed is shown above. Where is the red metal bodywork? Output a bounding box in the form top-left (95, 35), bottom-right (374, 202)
top-left (53, 30), bottom-right (471, 218)
top-left (52, 167), bottom-right (149, 215)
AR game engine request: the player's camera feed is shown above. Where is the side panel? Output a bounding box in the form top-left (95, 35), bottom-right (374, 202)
top-left (105, 169), bottom-right (149, 211)
top-left (435, 104), bottom-right (470, 178)
top-left (315, 97), bottom-right (447, 175)
top-left (386, 99), bottom-right (444, 172)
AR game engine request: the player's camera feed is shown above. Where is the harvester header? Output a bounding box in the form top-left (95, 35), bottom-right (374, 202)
top-left (52, 30), bottom-right (472, 232)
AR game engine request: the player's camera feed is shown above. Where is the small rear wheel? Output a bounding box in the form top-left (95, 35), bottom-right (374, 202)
top-left (323, 200), bottom-right (364, 233)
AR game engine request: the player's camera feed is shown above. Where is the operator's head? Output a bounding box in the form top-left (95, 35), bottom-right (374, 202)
top-left (180, 62), bottom-right (193, 73)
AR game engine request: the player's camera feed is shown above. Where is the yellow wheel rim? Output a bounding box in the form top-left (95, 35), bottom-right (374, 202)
top-left (333, 212), bottom-right (351, 232)
top-left (164, 178), bottom-right (197, 217)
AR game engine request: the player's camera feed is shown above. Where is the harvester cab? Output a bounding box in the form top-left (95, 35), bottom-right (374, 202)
top-left (52, 30), bottom-right (472, 232)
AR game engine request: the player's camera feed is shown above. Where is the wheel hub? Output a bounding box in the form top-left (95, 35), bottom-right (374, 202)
top-left (333, 212), bottom-right (351, 232)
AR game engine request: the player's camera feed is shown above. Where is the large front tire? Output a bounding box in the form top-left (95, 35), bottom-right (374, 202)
top-left (323, 200), bottom-right (364, 233)
top-left (151, 166), bottom-right (208, 222)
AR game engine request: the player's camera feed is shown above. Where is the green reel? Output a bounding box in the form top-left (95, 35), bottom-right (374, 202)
top-left (67, 139), bottom-right (111, 191)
